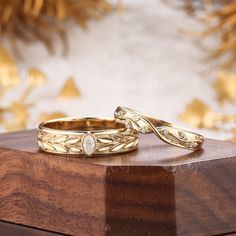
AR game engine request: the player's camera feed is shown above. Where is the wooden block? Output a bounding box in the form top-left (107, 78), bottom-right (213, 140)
top-left (0, 220), bottom-right (61, 236)
top-left (0, 129), bottom-right (236, 235)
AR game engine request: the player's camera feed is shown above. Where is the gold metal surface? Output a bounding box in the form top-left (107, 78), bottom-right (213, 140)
top-left (38, 117), bottom-right (139, 156)
top-left (115, 106), bottom-right (204, 151)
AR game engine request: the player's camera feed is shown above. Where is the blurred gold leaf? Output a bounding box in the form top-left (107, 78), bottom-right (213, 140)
top-left (178, 1), bottom-right (236, 69)
top-left (0, 64), bottom-right (68, 132)
top-left (213, 71), bottom-right (236, 105)
top-left (0, 67), bottom-right (46, 132)
top-left (58, 77), bottom-right (81, 100)
top-left (0, 0), bottom-right (111, 56)
top-left (229, 128), bottom-right (236, 143)
top-left (27, 68), bottom-right (47, 87)
top-left (118, 0), bottom-right (125, 14)
top-left (179, 98), bottom-right (217, 129)
top-left (39, 112), bottom-right (67, 123)
top-left (20, 68), bottom-right (47, 102)
top-left (3, 102), bottom-right (30, 131)
top-left (0, 108), bottom-right (5, 124)
top-left (0, 46), bottom-right (20, 95)
top-left (179, 98), bottom-right (236, 129)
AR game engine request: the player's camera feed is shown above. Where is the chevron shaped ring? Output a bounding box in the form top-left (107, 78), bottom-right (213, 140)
top-left (114, 106), bottom-right (204, 151)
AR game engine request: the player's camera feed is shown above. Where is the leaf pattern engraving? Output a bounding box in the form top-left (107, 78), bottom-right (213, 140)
top-left (96, 132), bottom-right (138, 153)
top-left (38, 129), bottom-right (139, 155)
top-left (38, 130), bottom-right (82, 154)
top-left (115, 107), bottom-right (204, 150)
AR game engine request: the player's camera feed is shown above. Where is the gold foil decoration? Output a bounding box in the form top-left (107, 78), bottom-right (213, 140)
top-left (179, 98), bottom-right (236, 129)
top-left (0, 67), bottom-right (47, 131)
top-left (20, 68), bottom-right (47, 102)
top-left (179, 98), bottom-right (217, 129)
top-left (179, 1), bottom-right (236, 69)
top-left (27, 68), bottom-right (47, 87)
top-left (213, 71), bottom-right (236, 105)
top-left (0, 0), bottom-right (111, 56)
top-left (39, 112), bottom-right (67, 123)
top-left (58, 77), bottom-right (81, 100)
top-left (118, 0), bottom-right (125, 14)
top-left (0, 46), bottom-right (20, 97)
top-left (3, 102), bottom-right (30, 131)
top-left (229, 129), bottom-right (236, 143)
top-left (0, 108), bottom-right (5, 125)
top-left (0, 65), bottom-right (72, 132)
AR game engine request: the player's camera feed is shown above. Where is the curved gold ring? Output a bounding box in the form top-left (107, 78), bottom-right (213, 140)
top-left (114, 107), bottom-right (204, 151)
top-left (38, 117), bottom-right (139, 157)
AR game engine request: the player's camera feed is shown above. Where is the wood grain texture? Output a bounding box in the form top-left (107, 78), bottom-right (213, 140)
top-left (0, 129), bottom-right (236, 235)
top-left (0, 220), bottom-right (63, 236)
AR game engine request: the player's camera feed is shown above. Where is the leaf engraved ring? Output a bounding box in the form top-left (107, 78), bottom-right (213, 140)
top-left (38, 117), bottom-right (139, 157)
top-left (114, 107), bottom-right (204, 151)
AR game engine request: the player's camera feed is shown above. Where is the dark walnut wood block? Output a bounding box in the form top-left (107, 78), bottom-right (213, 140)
top-left (0, 130), bottom-right (236, 236)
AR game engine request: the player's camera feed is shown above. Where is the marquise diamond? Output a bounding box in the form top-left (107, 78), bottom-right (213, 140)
top-left (82, 133), bottom-right (96, 156)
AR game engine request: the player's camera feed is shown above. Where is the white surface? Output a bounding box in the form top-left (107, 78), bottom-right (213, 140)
top-left (1, 0), bottom-right (235, 140)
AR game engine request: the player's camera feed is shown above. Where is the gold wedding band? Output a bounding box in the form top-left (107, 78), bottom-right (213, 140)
top-left (114, 106), bottom-right (204, 151)
top-left (38, 117), bottom-right (139, 156)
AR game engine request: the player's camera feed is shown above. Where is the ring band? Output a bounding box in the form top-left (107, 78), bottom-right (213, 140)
top-left (38, 117), bottom-right (139, 156)
top-left (114, 107), bottom-right (204, 151)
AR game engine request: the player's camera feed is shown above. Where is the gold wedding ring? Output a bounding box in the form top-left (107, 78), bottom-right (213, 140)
top-left (38, 117), bottom-right (139, 156)
top-left (115, 106), bottom-right (204, 151)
